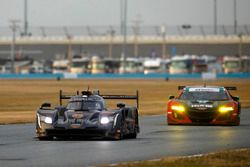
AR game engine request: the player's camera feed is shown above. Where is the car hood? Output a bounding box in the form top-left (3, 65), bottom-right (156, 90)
top-left (53, 109), bottom-right (118, 128)
top-left (65, 110), bottom-right (116, 119)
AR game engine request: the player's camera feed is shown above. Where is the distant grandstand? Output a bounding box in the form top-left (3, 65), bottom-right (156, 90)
top-left (0, 25), bottom-right (250, 59)
top-left (0, 25), bottom-right (250, 37)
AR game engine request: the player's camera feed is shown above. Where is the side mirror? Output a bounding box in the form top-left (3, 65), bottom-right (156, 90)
top-left (41, 102), bottom-right (51, 109)
top-left (232, 96), bottom-right (239, 101)
top-left (117, 103), bottom-right (125, 108)
top-left (169, 95), bottom-right (175, 100)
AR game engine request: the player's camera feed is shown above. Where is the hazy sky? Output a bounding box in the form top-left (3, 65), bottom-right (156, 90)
top-left (0, 0), bottom-right (249, 27)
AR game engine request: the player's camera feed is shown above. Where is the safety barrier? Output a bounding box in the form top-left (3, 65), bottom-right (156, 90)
top-left (0, 73), bottom-right (250, 79)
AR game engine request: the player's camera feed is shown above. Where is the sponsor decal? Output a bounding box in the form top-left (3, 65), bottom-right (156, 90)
top-left (72, 113), bottom-right (84, 119)
top-left (191, 104), bottom-right (213, 108)
top-left (195, 107), bottom-right (207, 111)
top-left (188, 88), bottom-right (220, 92)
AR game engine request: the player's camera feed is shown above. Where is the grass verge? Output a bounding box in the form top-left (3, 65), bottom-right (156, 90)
top-left (102, 148), bottom-right (250, 167)
top-left (0, 79), bottom-right (250, 124)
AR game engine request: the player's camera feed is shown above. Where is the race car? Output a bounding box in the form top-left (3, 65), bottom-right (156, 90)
top-left (167, 85), bottom-right (241, 125)
top-left (36, 89), bottom-right (140, 140)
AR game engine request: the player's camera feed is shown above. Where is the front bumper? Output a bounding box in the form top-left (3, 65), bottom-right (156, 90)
top-left (45, 128), bottom-right (111, 137)
top-left (36, 121), bottom-right (118, 138)
top-left (167, 110), bottom-right (240, 125)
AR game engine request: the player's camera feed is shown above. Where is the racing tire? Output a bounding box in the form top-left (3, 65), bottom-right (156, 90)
top-left (37, 136), bottom-right (53, 141)
top-left (113, 126), bottom-right (124, 140)
top-left (232, 115), bottom-right (240, 126)
top-left (129, 131), bottom-right (137, 139)
top-left (112, 114), bottom-right (124, 140)
top-left (235, 118), bottom-right (240, 126)
top-left (128, 125), bottom-right (138, 139)
top-left (118, 131), bottom-right (124, 140)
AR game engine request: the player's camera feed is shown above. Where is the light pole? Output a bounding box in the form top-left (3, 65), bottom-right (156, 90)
top-left (234, 0), bottom-right (237, 34)
top-left (120, 0), bottom-right (124, 35)
top-left (64, 27), bottom-right (73, 72)
top-left (21, 0), bottom-right (31, 36)
top-left (67, 36), bottom-right (72, 72)
top-left (133, 25), bottom-right (138, 58)
top-left (24, 0), bottom-right (28, 35)
top-left (214, 0), bottom-right (217, 34)
top-left (121, 0), bottom-right (127, 59)
top-left (132, 15), bottom-right (142, 57)
top-left (161, 25), bottom-right (166, 59)
top-left (108, 27), bottom-right (115, 58)
top-left (238, 33), bottom-right (243, 58)
top-left (120, 0), bottom-right (127, 73)
top-left (9, 19), bottom-right (20, 73)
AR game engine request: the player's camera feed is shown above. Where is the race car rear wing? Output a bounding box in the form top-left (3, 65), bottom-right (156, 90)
top-left (224, 87), bottom-right (237, 91)
top-left (178, 86), bottom-right (237, 91)
top-left (59, 90), bottom-right (81, 105)
top-left (59, 90), bottom-right (139, 109)
top-left (100, 90), bottom-right (139, 109)
top-left (178, 86), bottom-right (186, 90)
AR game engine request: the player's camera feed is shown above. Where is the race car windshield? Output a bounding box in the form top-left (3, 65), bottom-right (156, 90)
top-left (179, 91), bottom-right (229, 101)
top-left (66, 101), bottom-right (103, 111)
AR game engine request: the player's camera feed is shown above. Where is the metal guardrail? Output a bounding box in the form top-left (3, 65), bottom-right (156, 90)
top-left (0, 25), bottom-right (250, 37)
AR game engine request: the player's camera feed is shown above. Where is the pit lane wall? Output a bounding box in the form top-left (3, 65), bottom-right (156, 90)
top-left (0, 73), bottom-right (250, 79)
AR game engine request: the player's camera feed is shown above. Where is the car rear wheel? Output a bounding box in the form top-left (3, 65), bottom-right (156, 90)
top-left (130, 130), bottom-right (137, 139)
top-left (128, 124), bottom-right (138, 139)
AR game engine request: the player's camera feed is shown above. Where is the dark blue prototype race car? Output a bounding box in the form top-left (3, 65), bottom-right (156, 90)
top-left (36, 89), bottom-right (140, 140)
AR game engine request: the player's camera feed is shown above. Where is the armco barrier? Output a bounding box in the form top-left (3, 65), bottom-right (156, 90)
top-left (77, 73), bottom-right (201, 79)
top-left (0, 73), bottom-right (63, 79)
top-left (0, 73), bottom-right (250, 79)
top-left (217, 73), bottom-right (250, 78)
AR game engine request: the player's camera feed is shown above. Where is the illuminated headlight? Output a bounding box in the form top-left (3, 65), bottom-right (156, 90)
top-left (44, 117), bottom-right (53, 124)
top-left (171, 105), bottom-right (185, 112)
top-left (39, 115), bottom-right (53, 124)
top-left (100, 115), bottom-right (115, 124)
top-left (100, 117), bottom-right (110, 124)
top-left (218, 106), bottom-right (234, 113)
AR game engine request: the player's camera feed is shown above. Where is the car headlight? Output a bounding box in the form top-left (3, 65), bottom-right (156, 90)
top-left (100, 117), bottom-right (110, 124)
top-left (218, 106), bottom-right (234, 113)
top-left (171, 105), bottom-right (185, 112)
top-left (100, 116), bottom-right (115, 124)
top-left (39, 115), bottom-right (53, 124)
top-left (44, 117), bottom-right (53, 124)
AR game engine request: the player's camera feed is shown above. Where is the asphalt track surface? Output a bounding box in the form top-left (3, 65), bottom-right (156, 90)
top-left (1, 109), bottom-right (250, 167)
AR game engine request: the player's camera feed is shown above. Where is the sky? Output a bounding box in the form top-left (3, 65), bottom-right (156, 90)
top-left (0, 0), bottom-right (250, 27)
